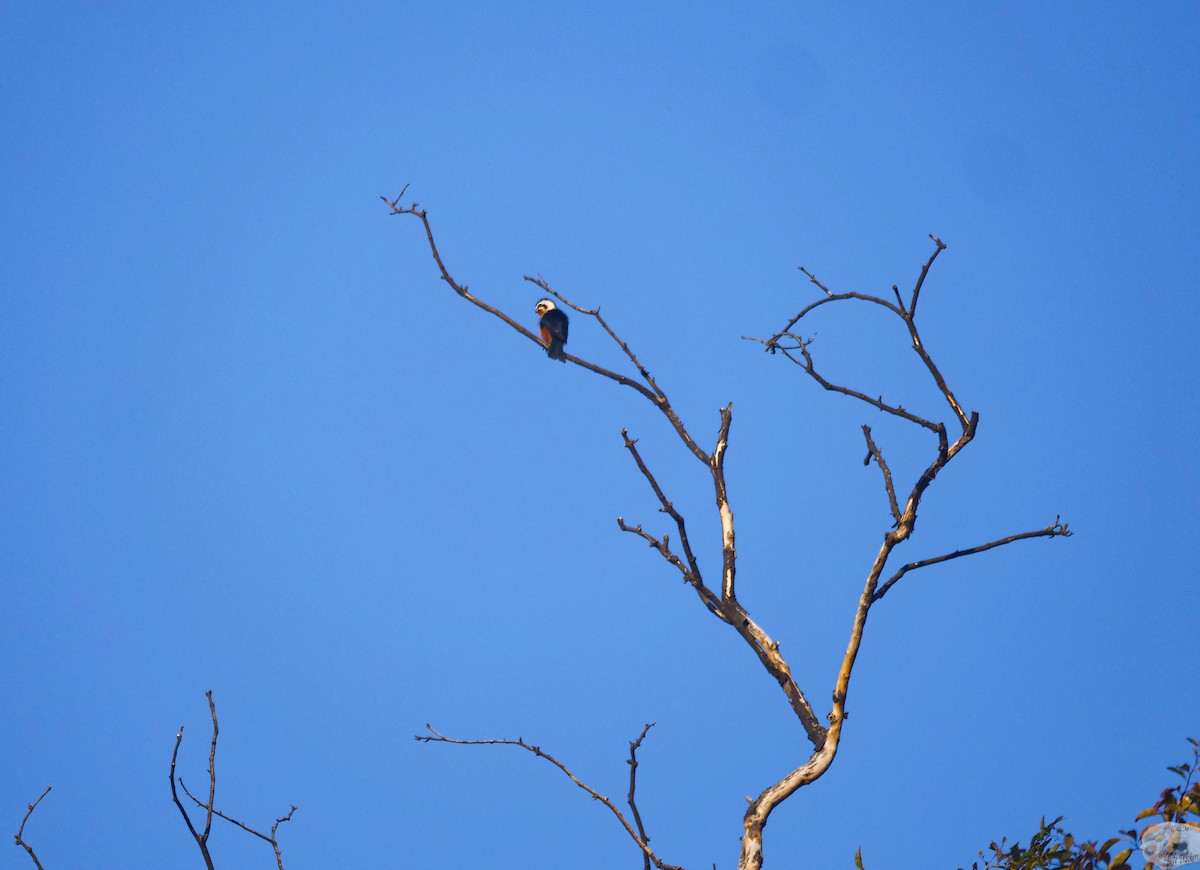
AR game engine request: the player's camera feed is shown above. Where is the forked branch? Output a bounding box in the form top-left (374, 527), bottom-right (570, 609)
top-left (170, 692), bottom-right (296, 870)
top-left (760, 236), bottom-right (966, 432)
top-left (618, 429), bottom-right (726, 620)
top-left (180, 779), bottom-right (297, 870)
top-left (416, 724), bottom-right (683, 870)
top-left (170, 694), bottom-right (216, 870)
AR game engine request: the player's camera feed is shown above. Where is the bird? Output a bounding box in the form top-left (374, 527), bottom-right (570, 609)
top-left (535, 298), bottom-right (569, 362)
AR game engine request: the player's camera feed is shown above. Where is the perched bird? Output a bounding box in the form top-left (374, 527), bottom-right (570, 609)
top-left (535, 298), bottom-right (569, 362)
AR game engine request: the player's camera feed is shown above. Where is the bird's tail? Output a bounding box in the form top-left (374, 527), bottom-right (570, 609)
top-left (547, 340), bottom-right (566, 361)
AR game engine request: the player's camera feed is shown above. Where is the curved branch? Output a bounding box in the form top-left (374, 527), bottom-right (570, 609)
top-left (908, 234), bottom-right (946, 317)
top-left (170, 723), bottom-right (215, 870)
top-left (416, 725), bottom-right (684, 870)
top-left (14, 787), bottom-right (51, 870)
top-left (766, 290), bottom-right (905, 347)
top-left (760, 236), bottom-right (969, 432)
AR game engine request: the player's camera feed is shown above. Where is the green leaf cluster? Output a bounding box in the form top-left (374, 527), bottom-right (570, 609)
top-left (857, 739), bottom-right (1200, 870)
top-left (961, 739), bottom-right (1200, 870)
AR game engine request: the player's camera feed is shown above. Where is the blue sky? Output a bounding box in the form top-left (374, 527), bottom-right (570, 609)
top-left (2, 3), bottom-right (1197, 868)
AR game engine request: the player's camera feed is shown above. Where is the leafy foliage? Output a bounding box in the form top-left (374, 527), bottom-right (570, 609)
top-left (857, 740), bottom-right (1200, 870)
top-left (958, 739), bottom-right (1200, 870)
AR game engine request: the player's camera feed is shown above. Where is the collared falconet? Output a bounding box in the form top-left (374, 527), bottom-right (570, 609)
top-left (535, 298), bottom-right (568, 362)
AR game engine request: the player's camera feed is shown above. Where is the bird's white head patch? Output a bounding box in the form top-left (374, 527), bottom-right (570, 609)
top-left (535, 298), bottom-right (557, 314)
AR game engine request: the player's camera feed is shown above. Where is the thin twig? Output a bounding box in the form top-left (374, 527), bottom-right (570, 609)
top-left (620, 431), bottom-right (703, 585)
top-left (617, 518), bottom-right (693, 581)
top-left (627, 723), bottom-right (656, 870)
top-left (873, 517), bottom-right (1072, 602)
top-left (862, 425), bottom-right (901, 524)
top-left (416, 725), bottom-right (685, 870)
top-left (768, 339), bottom-right (942, 433)
top-left (798, 266), bottom-right (834, 297)
top-left (908, 235), bottom-right (946, 317)
top-left (170, 723), bottom-right (215, 870)
top-left (180, 779), bottom-right (298, 870)
top-left (898, 312), bottom-right (969, 430)
top-left (14, 787), bottom-right (51, 870)
top-left (204, 690), bottom-right (217, 843)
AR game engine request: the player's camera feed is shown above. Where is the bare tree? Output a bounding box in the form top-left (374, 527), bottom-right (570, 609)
top-left (385, 188), bottom-right (1070, 869)
top-left (391, 187), bottom-right (1070, 864)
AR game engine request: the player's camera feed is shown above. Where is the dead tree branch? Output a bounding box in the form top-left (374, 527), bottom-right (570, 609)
top-left (416, 724), bottom-right (683, 870)
top-left (170, 692), bottom-right (296, 870)
top-left (861, 425), bottom-right (901, 524)
top-left (390, 194), bottom-right (1070, 870)
top-left (170, 694), bottom-right (216, 870)
top-left (618, 429), bottom-right (725, 620)
top-left (14, 786), bottom-right (51, 870)
top-left (873, 517), bottom-right (1071, 602)
top-left (734, 236), bottom-right (1069, 870)
top-left (381, 193), bottom-right (709, 456)
top-left (628, 723), bottom-right (657, 870)
top-left (179, 779), bottom-right (297, 870)
top-left (908, 234), bottom-right (946, 317)
top-left (388, 190), bottom-right (827, 754)
top-left (527, 274), bottom-right (668, 402)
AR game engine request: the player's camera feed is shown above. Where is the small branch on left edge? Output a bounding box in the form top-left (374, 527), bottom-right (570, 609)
top-left (416, 725), bottom-right (685, 870)
top-left (14, 786), bottom-right (51, 870)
